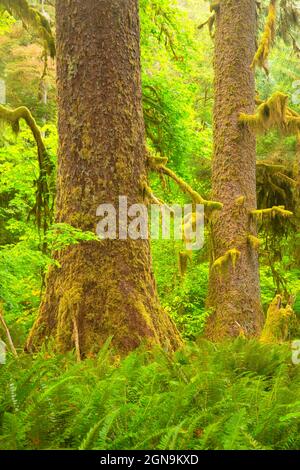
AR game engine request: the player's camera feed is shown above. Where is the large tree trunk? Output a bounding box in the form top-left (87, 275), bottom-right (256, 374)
top-left (27, 0), bottom-right (181, 356)
top-left (206, 0), bottom-right (264, 340)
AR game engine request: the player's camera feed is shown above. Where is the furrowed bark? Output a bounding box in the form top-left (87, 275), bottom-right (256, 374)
top-left (27, 0), bottom-right (181, 356)
top-left (206, 0), bottom-right (264, 340)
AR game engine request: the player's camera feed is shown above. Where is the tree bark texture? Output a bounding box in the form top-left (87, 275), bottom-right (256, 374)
top-left (206, 0), bottom-right (264, 340)
top-left (27, 0), bottom-right (181, 355)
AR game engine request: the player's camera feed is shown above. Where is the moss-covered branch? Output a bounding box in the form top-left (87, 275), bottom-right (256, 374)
top-left (239, 91), bottom-right (300, 136)
top-left (198, 0), bottom-right (220, 37)
top-left (0, 105), bottom-right (50, 170)
top-left (251, 205), bottom-right (293, 221)
top-left (251, 0), bottom-right (277, 72)
top-left (0, 105), bottom-right (54, 236)
top-left (198, 12), bottom-right (215, 38)
top-left (256, 161), bottom-right (285, 173)
top-left (148, 155), bottom-right (223, 211)
top-left (0, 0), bottom-right (55, 57)
top-left (141, 180), bottom-right (173, 212)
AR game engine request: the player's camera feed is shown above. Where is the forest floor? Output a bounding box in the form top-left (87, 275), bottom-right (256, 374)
top-left (0, 338), bottom-right (299, 450)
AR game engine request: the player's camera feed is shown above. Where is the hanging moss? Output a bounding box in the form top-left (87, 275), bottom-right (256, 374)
top-left (276, 172), bottom-right (297, 187)
top-left (248, 234), bottom-right (261, 251)
top-left (239, 92), bottom-right (300, 136)
top-left (0, 0), bottom-right (55, 58)
top-left (239, 92), bottom-right (288, 133)
top-left (0, 105), bottom-right (54, 237)
top-left (256, 160), bottom-right (297, 236)
top-left (251, 205), bottom-right (293, 222)
top-left (286, 115), bottom-right (300, 136)
top-left (182, 210), bottom-right (204, 244)
top-left (261, 295), bottom-right (297, 343)
top-left (141, 180), bottom-right (158, 204)
top-left (251, 0), bottom-right (277, 71)
top-left (212, 248), bottom-right (241, 276)
top-left (179, 250), bottom-right (192, 277)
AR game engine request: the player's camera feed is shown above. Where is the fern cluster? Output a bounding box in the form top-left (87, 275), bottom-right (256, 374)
top-left (0, 338), bottom-right (300, 450)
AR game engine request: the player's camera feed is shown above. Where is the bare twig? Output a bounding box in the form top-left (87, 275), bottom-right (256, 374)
top-left (0, 305), bottom-right (18, 357)
top-left (72, 313), bottom-right (81, 363)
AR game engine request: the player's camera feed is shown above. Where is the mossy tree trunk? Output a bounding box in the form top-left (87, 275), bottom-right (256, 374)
top-left (26, 0), bottom-right (181, 356)
top-left (206, 0), bottom-right (264, 340)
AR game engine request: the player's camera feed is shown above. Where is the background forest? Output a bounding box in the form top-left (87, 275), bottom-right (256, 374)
top-left (0, 0), bottom-right (300, 451)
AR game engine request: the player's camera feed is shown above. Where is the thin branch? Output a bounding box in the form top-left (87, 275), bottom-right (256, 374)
top-left (72, 313), bottom-right (81, 363)
top-left (0, 305), bottom-right (18, 357)
top-left (142, 180), bottom-right (174, 213)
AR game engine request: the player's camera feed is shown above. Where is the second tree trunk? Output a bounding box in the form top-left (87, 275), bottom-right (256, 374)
top-left (206, 0), bottom-right (264, 339)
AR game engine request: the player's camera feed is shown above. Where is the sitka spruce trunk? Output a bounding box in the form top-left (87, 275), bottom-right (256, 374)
top-left (26, 0), bottom-right (181, 356)
top-left (206, 0), bottom-right (264, 340)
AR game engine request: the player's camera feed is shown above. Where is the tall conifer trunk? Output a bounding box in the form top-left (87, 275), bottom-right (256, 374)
top-left (206, 0), bottom-right (264, 339)
top-left (27, 0), bottom-right (180, 355)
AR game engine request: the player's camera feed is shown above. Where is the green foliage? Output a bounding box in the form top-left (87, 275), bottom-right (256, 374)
top-left (0, 239), bottom-right (48, 344)
top-left (140, 0), bottom-right (213, 171)
top-left (260, 264), bottom-right (300, 309)
top-left (0, 124), bottom-right (56, 233)
top-left (1, 339), bottom-right (300, 450)
top-left (0, 8), bottom-right (56, 122)
top-left (0, 124), bottom-right (56, 341)
top-left (0, 0), bottom-right (300, 453)
top-left (0, 0), bottom-right (298, 342)
top-left (0, 0), bottom-right (55, 57)
top-left (0, 10), bottom-right (14, 34)
top-left (45, 223), bottom-right (99, 252)
top-left (152, 238), bottom-right (210, 339)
